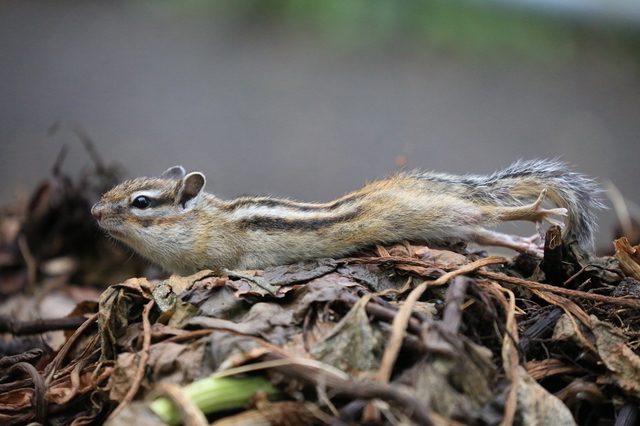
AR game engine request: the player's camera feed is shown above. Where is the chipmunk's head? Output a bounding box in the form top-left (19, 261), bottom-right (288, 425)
top-left (91, 166), bottom-right (206, 248)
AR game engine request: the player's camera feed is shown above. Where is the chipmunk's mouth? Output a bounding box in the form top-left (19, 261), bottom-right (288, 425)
top-left (99, 224), bottom-right (123, 238)
top-left (108, 229), bottom-right (124, 238)
top-left (97, 218), bottom-right (125, 239)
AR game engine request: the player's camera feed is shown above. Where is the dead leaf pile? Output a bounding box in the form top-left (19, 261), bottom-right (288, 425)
top-left (3, 156), bottom-right (640, 424)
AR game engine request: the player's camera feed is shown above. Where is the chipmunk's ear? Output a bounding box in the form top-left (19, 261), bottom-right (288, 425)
top-left (161, 166), bottom-right (186, 180)
top-left (177, 172), bottom-right (206, 208)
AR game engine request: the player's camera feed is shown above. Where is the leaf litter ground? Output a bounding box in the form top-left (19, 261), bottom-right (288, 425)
top-left (2, 149), bottom-right (640, 425)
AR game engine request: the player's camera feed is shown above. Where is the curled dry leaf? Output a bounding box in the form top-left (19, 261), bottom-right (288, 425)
top-left (310, 297), bottom-right (385, 375)
top-left (591, 316), bottom-right (640, 398)
top-left (514, 367), bottom-right (577, 426)
top-left (614, 237), bottom-right (640, 280)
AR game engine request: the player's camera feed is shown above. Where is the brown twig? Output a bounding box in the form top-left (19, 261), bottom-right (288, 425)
top-left (17, 235), bottom-right (37, 293)
top-left (340, 292), bottom-right (425, 336)
top-left (0, 315), bottom-right (88, 335)
top-left (342, 255), bottom-right (457, 271)
top-left (5, 362), bottom-right (46, 423)
top-left (485, 283), bottom-right (519, 426)
top-left (43, 313), bottom-right (99, 387)
top-left (478, 270), bottom-right (640, 309)
top-left (0, 348), bottom-right (43, 369)
top-left (441, 276), bottom-right (470, 334)
top-left (105, 300), bottom-right (155, 423)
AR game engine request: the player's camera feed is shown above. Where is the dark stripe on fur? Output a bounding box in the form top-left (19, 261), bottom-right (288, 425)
top-left (221, 194), bottom-right (365, 213)
top-left (237, 209), bottom-right (361, 231)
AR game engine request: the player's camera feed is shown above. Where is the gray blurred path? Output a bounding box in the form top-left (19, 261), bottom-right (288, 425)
top-left (1, 1), bottom-right (639, 248)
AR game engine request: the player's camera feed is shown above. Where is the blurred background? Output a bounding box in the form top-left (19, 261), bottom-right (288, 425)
top-left (1, 0), bottom-right (639, 251)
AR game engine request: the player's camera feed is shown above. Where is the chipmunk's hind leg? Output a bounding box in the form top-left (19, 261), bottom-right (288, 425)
top-left (469, 228), bottom-right (544, 257)
top-left (473, 189), bottom-right (569, 256)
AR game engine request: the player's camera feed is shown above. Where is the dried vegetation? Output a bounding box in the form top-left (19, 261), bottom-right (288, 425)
top-left (2, 146), bottom-right (640, 425)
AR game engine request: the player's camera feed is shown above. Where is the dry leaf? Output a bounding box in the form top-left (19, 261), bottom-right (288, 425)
top-left (614, 237), bottom-right (640, 280)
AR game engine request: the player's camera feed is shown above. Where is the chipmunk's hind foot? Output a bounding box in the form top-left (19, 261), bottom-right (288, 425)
top-left (469, 228), bottom-right (544, 257)
top-left (497, 189), bottom-right (568, 225)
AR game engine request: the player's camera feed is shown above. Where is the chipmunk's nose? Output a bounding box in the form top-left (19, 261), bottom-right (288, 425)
top-left (91, 204), bottom-right (102, 221)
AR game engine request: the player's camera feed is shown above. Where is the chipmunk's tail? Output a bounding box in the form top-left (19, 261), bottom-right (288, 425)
top-left (492, 159), bottom-right (606, 250)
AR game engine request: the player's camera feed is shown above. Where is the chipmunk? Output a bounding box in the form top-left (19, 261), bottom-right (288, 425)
top-left (91, 160), bottom-right (604, 276)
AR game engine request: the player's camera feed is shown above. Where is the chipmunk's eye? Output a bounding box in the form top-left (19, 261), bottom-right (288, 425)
top-left (131, 196), bottom-right (152, 209)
